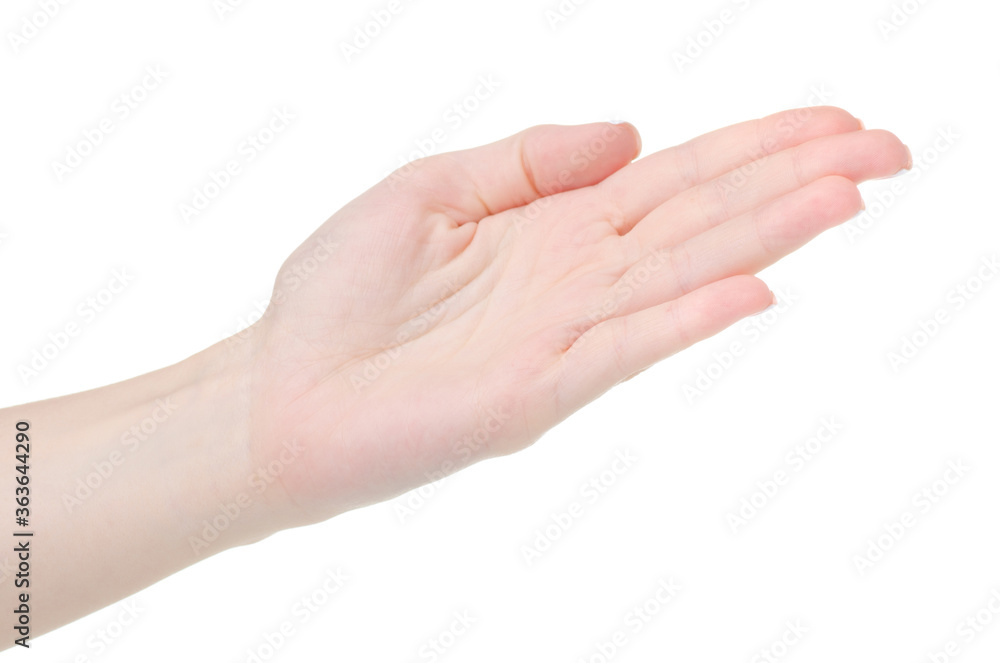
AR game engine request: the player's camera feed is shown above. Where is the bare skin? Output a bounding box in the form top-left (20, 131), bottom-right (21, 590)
top-left (1, 106), bottom-right (910, 644)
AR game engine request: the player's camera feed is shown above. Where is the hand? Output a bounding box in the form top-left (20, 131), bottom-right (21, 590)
top-left (244, 107), bottom-right (910, 525)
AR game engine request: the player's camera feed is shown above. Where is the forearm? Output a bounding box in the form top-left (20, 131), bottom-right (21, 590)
top-left (0, 336), bottom-right (275, 642)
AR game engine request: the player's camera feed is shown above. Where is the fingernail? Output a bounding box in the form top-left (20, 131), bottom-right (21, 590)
top-left (879, 167), bottom-right (911, 180)
top-left (904, 145), bottom-right (913, 169)
top-left (857, 118), bottom-right (866, 130)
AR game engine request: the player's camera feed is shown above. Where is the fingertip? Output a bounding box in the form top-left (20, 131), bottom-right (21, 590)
top-left (860, 128), bottom-right (911, 170)
top-left (730, 274), bottom-right (774, 313)
top-left (614, 121), bottom-right (642, 160)
top-left (826, 175), bottom-right (866, 215)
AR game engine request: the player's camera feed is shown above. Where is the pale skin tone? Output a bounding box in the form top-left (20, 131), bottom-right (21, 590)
top-left (0, 106), bottom-right (910, 645)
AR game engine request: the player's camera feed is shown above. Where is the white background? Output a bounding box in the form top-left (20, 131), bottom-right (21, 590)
top-left (1, 0), bottom-right (999, 661)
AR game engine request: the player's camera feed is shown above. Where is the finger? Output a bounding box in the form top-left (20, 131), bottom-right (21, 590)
top-left (386, 122), bottom-right (642, 223)
top-left (597, 106), bottom-right (863, 230)
top-left (559, 275), bottom-right (772, 406)
top-left (628, 129), bottom-right (911, 250)
top-left (610, 176), bottom-right (863, 315)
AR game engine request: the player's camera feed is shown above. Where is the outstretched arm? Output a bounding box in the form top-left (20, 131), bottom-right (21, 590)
top-left (1, 107), bottom-right (910, 644)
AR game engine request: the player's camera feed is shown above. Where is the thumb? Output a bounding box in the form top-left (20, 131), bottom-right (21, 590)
top-left (385, 122), bottom-right (642, 222)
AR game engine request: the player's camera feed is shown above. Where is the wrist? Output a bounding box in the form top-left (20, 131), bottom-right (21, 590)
top-left (175, 331), bottom-right (287, 556)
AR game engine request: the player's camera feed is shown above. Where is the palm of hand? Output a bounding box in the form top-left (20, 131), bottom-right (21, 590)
top-left (245, 109), bottom-right (909, 523)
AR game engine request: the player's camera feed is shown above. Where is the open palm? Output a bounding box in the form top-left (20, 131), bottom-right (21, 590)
top-left (245, 107), bottom-right (909, 524)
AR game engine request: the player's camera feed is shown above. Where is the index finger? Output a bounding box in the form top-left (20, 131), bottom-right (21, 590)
top-left (598, 106), bottom-right (865, 231)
